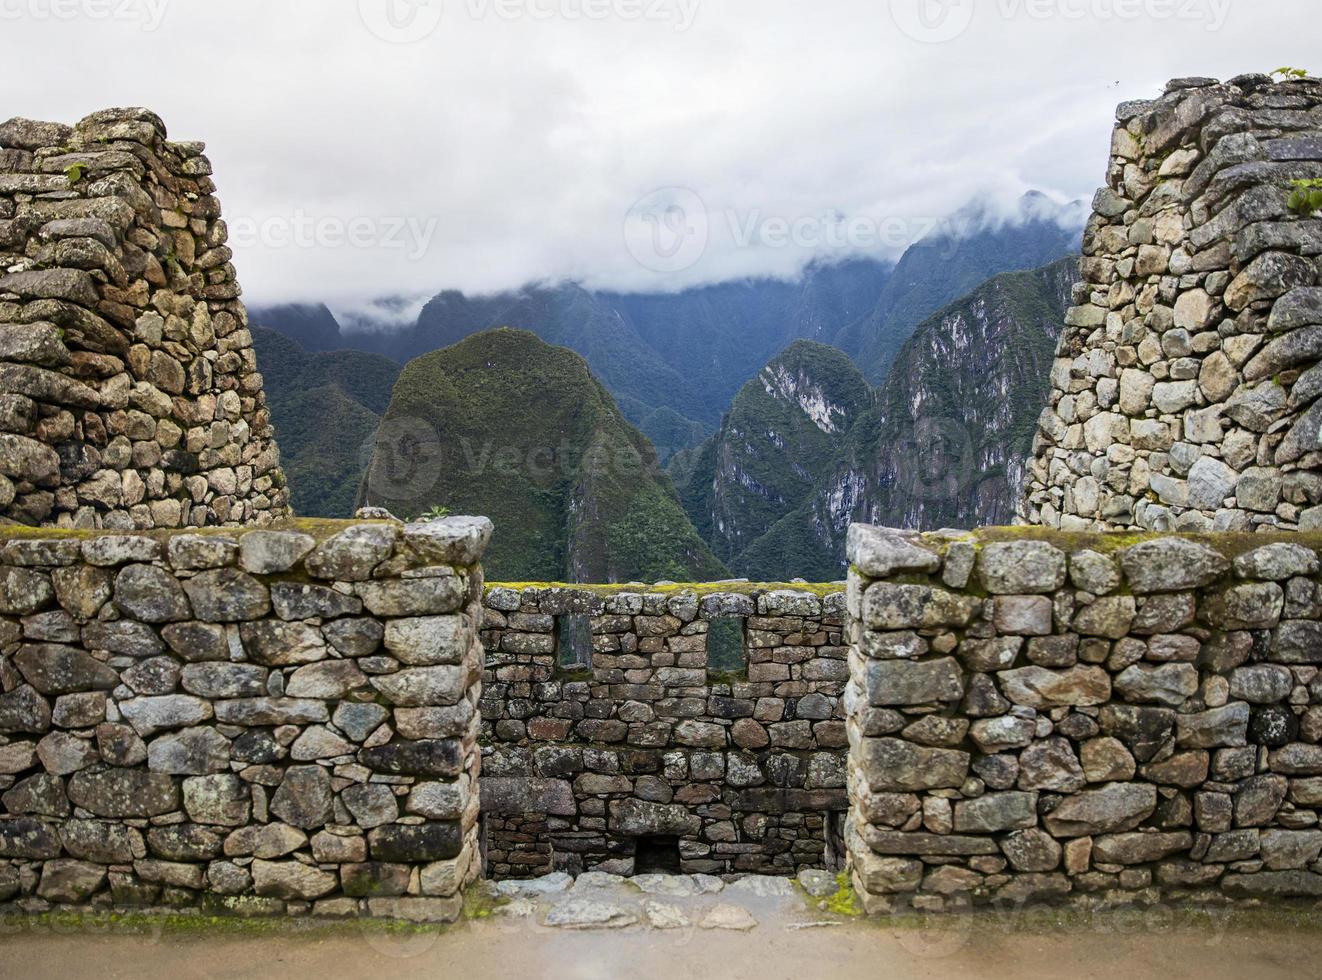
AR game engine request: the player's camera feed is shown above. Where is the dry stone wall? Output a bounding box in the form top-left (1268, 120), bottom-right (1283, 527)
top-left (478, 584), bottom-right (850, 878)
top-left (844, 523), bottom-right (1322, 914)
top-left (1021, 74), bottom-right (1322, 532)
top-left (0, 108), bottom-right (288, 530)
top-left (0, 516), bottom-right (490, 922)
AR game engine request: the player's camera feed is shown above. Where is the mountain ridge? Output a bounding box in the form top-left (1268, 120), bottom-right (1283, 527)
top-left (250, 327), bottom-right (401, 519)
top-left (670, 340), bottom-right (872, 572)
top-left (252, 194), bottom-right (1083, 461)
top-left (673, 256), bottom-right (1080, 580)
top-left (358, 328), bottom-right (727, 583)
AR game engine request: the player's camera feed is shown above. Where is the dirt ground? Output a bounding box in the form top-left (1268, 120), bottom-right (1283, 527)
top-left (4, 901), bottom-right (1321, 980)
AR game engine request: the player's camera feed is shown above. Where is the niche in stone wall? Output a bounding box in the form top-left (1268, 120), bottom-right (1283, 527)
top-left (823, 812), bottom-right (846, 872)
top-left (633, 836), bottom-right (682, 874)
top-left (706, 616), bottom-right (746, 674)
top-left (557, 614), bottom-right (593, 670)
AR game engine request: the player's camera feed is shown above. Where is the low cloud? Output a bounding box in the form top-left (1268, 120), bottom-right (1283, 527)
top-left (1, 0), bottom-right (1310, 306)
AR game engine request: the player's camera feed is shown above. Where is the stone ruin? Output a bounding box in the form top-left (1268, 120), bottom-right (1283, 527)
top-left (1, 79), bottom-right (1321, 921)
top-left (843, 524), bottom-right (1322, 913)
top-left (1021, 73), bottom-right (1322, 532)
top-left (0, 108), bottom-right (288, 530)
top-left (479, 584), bottom-right (848, 879)
top-left (0, 517), bottom-right (490, 920)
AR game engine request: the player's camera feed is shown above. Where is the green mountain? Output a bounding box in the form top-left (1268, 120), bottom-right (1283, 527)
top-left (252, 304), bottom-right (346, 353)
top-left (670, 341), bottom-right (871, 574)
top-left (256, 259), bottom-right (890, 464)
top-left (411, 284), bottom-right (714, 459)
top-left (250, 327), bottom-right (401, 518)
top-left (358, 328), bottom-right (727, 583)
top-left (675, 258), bottom-right (1079, 580)
top-left (252, 194), bottom-right (1082, 464)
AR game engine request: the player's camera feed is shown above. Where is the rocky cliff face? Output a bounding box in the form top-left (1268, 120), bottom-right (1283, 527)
top-left (670, 341), bottom-right (871, 572)
top-left (360, 328), bottom-right (725, 583)
top-left (836, 193), bottom-right (1083, 381)
top-left (682, 259), bottom-right (1077, 580)
top-left (841, 256), bottom-right (1079, 531)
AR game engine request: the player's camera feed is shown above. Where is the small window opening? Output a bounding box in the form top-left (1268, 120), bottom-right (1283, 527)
top-left (557, 614), bottom-right (592, 670)
top-left (705, 616), bottom-right (746, 674)
top-left (633, 836), bottom-right (682, 875)
top-left (823, 812), bottom-right (846, 872)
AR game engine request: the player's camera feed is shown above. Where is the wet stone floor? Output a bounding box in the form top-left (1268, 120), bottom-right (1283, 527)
top-left (7, 872), bottom-right (1322, 980)
top-left (484, 870), bottom-right (843, 931)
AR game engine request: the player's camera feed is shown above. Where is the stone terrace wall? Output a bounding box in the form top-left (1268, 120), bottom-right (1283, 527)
top-left (0, 108), bottom-right (288, 529)
top-left (478, 584), bottom-right (849, 878)
top-left (0, 516), bottom-right (490, 922)
top-left (844, 523), bottom-right (1322, 914)
top-left (1020, 74), bottom-right (1322, 532)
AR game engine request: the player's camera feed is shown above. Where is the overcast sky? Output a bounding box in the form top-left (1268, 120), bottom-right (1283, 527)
top-left (2, 0), bottom-right (1313, 314)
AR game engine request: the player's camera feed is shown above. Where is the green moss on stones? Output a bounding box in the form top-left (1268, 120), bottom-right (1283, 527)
top-left (18, 908), bottom-right (448, 938)
top-left (968, 525), bottom-right (1322, 562)
top-left (0, 517), bottom-right (395, 547)
top-left (822, 872), bottom-right (863, 918)
top-left (486, 581), bottom-right (842, 597)
top-left (461, 882), bottom-right (509, 920)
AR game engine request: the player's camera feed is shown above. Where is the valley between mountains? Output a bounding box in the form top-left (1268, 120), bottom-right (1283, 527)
top-left (251, 197), bottom-right (1082, 582)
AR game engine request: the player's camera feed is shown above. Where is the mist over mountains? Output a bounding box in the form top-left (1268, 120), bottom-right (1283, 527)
top-left (250, 193), bottom-right (1084, 581)
top-left (252, 193), bottom-right (1082, 460)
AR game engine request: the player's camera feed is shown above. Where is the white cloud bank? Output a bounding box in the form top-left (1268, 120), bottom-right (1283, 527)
top-left (0, 0), bottom-right (1311, 305)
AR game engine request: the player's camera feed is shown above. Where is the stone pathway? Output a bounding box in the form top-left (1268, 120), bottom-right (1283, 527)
top-left (486, 870), bottom-right (845, 932)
